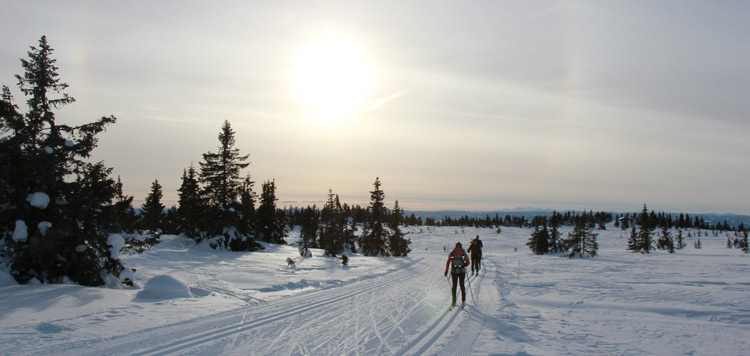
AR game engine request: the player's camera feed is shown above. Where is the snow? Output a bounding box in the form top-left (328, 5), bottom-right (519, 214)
top-left (27, 192), bottom-right (50, 209)
top-left (11, 220), bottom-right (27, 242)
top-left (107, 233), bottom-right (125, 259)
top-left (1, 225), bottom-right (749, 355)
top-left (37, 221), bottom-right (52, 236)
top-left (138, 275), bottom-right (193, 299)
top-left (0, 270), bottom-right (18, 287)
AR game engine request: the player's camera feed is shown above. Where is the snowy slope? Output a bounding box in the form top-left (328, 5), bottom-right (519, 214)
top-left (1, 225), bottom-right (749, 355)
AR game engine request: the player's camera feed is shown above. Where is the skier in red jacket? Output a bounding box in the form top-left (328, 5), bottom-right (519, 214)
top-left (445, 242), bottom-right (470, 309)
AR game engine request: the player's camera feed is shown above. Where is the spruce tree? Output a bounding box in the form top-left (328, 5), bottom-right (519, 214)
top-left (199, 120), bottom-right (249, 234)
top-left (361, 177), bottom-right (389, 256)
top-left (562, 212), bottom-right (598, 258)
top-left (0, 36), bottom-right (124, 286)
top-left (675, 229), bottom-right (685, 250)
top-left (342, 202), bottom-right (358, 254)
top-left (740, 231), bottom-right (749, 253)
top-left (197, 121), bottom-right (259, 250)
top-left (99, 176), bottom-right (137, 234)
top-left (636, 204), bottom-right (655, 253)
top-left (657, 225), bottom-right (675, 253)
top-left (177, 164), bottom-right (204, 239)
top-left (319, 189), bottom-right (344, 256)
top-left (627, 225), bottom-right (638, 251)
top-left (527, 223), bottom-right (550, 255)
top-left (388, 200), bottom-right (411, 256)
top-left (548, 211), bottom-right (562, 252)
top-left (139, 179), bottom-right (165, 232)
top-left (256, 180), bottom-right (287, 244)
top-left (236, 173), bottom-right (256, 237)
top-left (298, 205), bottom-right (319, 256)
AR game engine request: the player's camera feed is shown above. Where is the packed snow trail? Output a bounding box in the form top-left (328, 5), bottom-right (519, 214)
top-left (4, 226), bottom-right (750, 355)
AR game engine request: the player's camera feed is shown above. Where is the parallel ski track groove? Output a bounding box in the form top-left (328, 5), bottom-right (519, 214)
top-left (396, 259), bottom-right (491, 356)
top-left (54, 258), bottom-right (432, 356)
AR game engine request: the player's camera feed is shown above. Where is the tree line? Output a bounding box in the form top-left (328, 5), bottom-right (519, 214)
top-left (526, 204), bottom-right (749, 256)
top-left (0, 36), bottom-right (410, 287)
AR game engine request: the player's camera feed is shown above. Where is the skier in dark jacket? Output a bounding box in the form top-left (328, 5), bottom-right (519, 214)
top-left (467, 235), bottom-right (483, 276)
top-left (445, 242), bottom-right (470, 308)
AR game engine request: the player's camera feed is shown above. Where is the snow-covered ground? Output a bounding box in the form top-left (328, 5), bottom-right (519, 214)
top-left (2, 225), bottom-right (749, 355)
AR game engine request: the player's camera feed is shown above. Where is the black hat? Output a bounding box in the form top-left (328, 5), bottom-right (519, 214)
top-left (455, 242), bottom-right (462, 248)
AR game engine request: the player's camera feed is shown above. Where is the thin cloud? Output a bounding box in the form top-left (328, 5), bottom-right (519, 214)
top-left (362, 89), bottom-right (411, 111)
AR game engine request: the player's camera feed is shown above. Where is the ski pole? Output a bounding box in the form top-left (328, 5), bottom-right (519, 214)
top-left (467, 275), bottom-right (475, 304)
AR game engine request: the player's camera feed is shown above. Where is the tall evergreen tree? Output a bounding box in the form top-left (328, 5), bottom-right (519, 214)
top-left (562, 212), bottom-right (598, 258)
top-left (527, 223), bottom-right (550, 255)
top-left (548, 211), bottom-right (562, 252)
top-left (388, 200), bottom-right (411, 256)
top-left (236, 173), bottom-right (256, 236)
top-left (0, 36), bottom-right (124, 286)
top-left (319, 189), bottom-right (344, 256)
top-left (360, 177), bottom-right (389, 256)
top-left (657, 225), bottom-right (675, 253)
top-left (199, 120), bottom-right (249, 234)
top-left (636, 204), bottom-right (655, 253)
top-left (256, 180), bottom-right (286, 244)
top-left (197, 121), bottom-right (260, 250)
top-left (176, 164), bottom-right (204, 239)
top-left (99, 176), bottom-right (137, 234)
top-left (139, 179), bottom-right (165, 232)
top-left (298, 205), bottom-right (319, 256)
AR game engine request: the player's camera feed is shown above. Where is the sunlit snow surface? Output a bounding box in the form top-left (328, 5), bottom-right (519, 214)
top-left (1, 225), bottom-right (749, 355)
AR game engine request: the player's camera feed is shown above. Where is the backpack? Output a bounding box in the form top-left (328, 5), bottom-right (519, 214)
top-left (451, 248), bottom-right (466, 268)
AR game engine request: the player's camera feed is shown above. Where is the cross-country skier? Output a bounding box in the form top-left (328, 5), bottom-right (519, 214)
top-left (467, 235), bottom-right (483, 276)
top-left (445, 242), bottom-right (470, 309)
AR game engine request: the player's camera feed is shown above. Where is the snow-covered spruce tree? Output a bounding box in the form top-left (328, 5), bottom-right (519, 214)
top-left (256, 179), bottom-right (287, 244)
top-left (198, 120), bottom-right (260, 250)
top-left (561, 212), bottom-right (598, 258)
top-left (635, 204), bottom-right (655, 253)
top-left (139, 179), bottom-right (164, 233)
top-left (527, 223), bottom-right (550, 255)
top-left (0, 36), bottom-right (125, 286)
top-left (360, 177), bottom-right (389, 256)
top-left (176, 164), bottom-right (204, 240)
top-left (388, 200), bottom-right (411, 256)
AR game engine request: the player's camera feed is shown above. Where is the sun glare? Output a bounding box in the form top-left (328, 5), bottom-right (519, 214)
top-left (291, 35), bottom-right (374, 124)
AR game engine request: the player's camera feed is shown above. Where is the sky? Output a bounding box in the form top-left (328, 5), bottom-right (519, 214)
top-left (1, 1), bottom-right (749, 214)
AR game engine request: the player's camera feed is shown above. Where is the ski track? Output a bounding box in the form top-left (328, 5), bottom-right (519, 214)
top-left (17, 257), bottom-right (454, 356)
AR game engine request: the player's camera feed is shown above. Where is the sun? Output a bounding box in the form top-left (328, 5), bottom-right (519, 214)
top-left (290, 35), bottom-right (374, 123)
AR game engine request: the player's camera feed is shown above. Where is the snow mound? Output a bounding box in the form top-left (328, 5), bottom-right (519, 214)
top-left (12, 220), bottom-right (28, 242)
top-left (138, 275), bottom-right (193, 299)
top-left (0, 270), bottom-right (18, 287)
top-left (107, 234), bottom-right (125, 259)
top-left (27, 192), bottom-right (50, 209)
